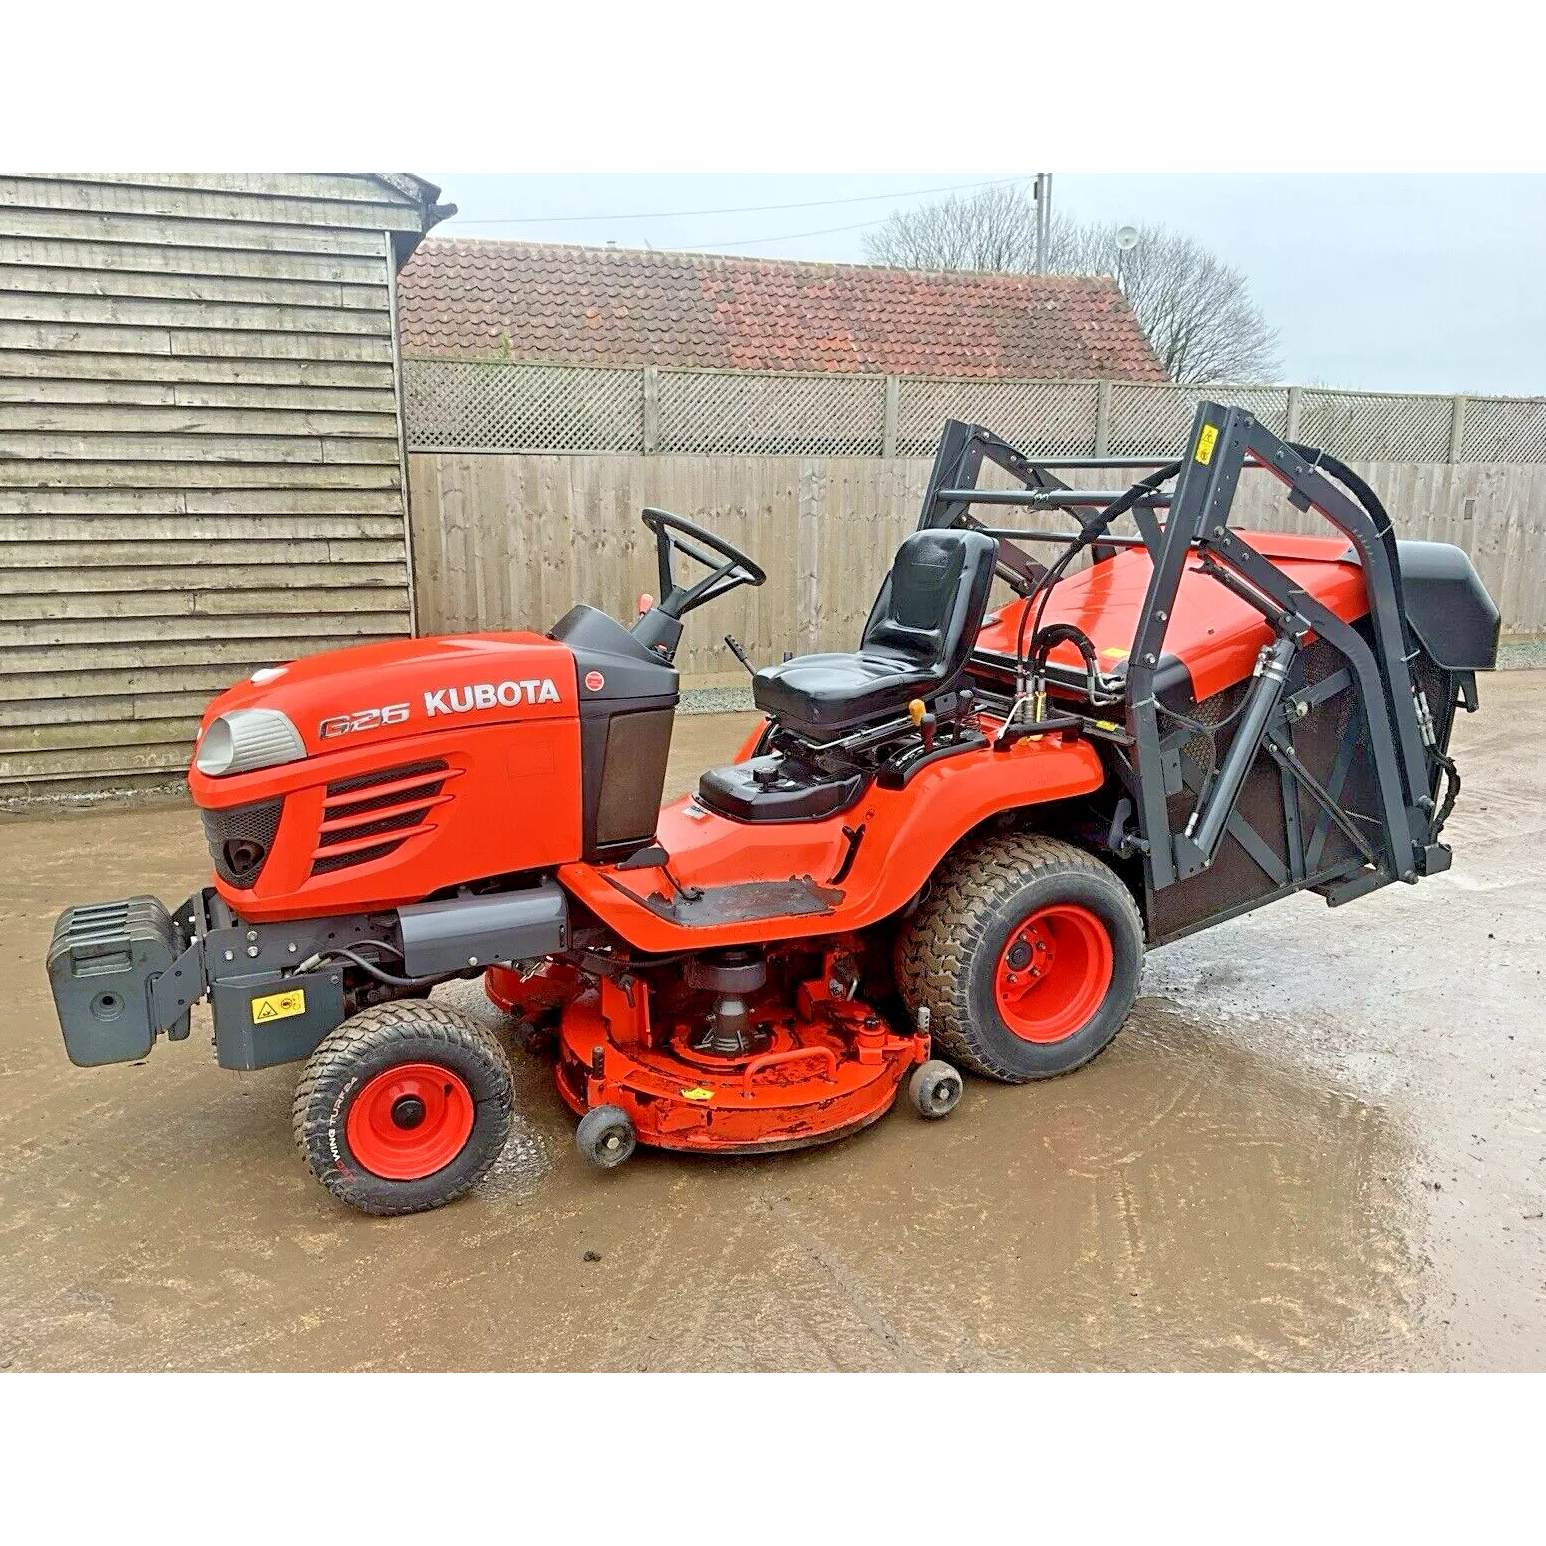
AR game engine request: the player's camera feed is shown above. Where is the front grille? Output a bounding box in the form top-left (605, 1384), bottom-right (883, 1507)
top-left (313, 841), bottom-right (406, 876)
top-left (316, 805), bottom-right (432, 847)
top-left (325, 759), bottom-right (447, 798)
top-left (310, 759), bottom-right (451, 879)
top-left (202, 798), bottom-right (284, 888)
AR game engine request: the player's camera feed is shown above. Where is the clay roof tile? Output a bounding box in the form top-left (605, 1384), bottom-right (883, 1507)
top-left (397, 238), bottom-right (1163, 379)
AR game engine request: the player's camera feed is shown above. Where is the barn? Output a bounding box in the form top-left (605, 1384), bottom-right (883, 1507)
top-left (0, 173), bottom-right (450, 796)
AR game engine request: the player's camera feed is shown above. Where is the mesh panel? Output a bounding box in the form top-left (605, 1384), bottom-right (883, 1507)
top-left (312, 840), bottom-right (406, 876)
top-left (400, 362), bottom-right (1546, 463)
top-left (1295, 390), bottom-right (1452, 461)
top-left (201, 798), bottom-right (284, 888)
top-left (896, 379), bottom-right (1099, 457)
top-left (1149, 638), bottom-right (1369, 943)
top-left (1459, 396), bottom-right (1546, 463)
top-left (404, 360), bottom-right (644, 452)
top-left (1107, 384), bottom-right (1290, 457)
top-left (1170, 679), bottom-right (1250, 782)
top-left (657, 369), bottom-right (885, 455)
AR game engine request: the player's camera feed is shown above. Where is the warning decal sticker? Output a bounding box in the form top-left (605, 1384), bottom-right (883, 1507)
top-left (251, 989), bottom-right (307, 1025)
top-left (1195, 423), bottom-right (1219, 465)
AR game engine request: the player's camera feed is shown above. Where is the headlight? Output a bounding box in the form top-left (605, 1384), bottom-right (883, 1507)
top-left (195, 708), bottom-right (307, 777)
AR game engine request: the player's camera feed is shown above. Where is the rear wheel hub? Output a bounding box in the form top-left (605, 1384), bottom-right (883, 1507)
top-left (994, 903), bottom-right (1113, 1044)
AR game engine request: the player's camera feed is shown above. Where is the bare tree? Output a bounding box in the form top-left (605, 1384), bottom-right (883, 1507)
top-left (864, 183), bottom-right (1040, 273)
top-left (863, 189), bottom-right (1281, 384)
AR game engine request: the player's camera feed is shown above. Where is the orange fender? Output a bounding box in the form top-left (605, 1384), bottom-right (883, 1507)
top-left (557, 733), bottom-right (1105, 953)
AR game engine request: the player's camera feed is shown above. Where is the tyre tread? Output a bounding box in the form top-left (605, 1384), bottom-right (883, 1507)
top-left (894, 832), bottom-right (1143, 1083)
top-left (292, 1000), bottom-right (513, 1216)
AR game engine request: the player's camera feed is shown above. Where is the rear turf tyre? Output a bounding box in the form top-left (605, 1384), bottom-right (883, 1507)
top-left (895, 833), bottom-right (1143, 1084)
top-left (292, 1001), bottom-right (513, 1217)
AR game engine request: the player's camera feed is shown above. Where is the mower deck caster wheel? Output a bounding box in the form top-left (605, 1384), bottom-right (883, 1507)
top-left (909, 1059), bottom-right (963, 1120)
top-left (576, 1104), bottom-right (637, 1169)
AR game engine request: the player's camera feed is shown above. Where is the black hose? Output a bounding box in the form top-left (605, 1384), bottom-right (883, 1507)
top-left (1288, 443), bottom-right (1408, 620)
top-left (1028, 622), bottom-right (1101, 704)
top-left (1431, 749), bottom-right (1461, 838)
top-left (1156, 688), bottom-right (1252, 740)
top-left (1012, 459), bottom-right (1183, 683)
top-left (1012, 540), bottom-right (1080, 679)
top-left (321, 944), bottom-right (456, 991)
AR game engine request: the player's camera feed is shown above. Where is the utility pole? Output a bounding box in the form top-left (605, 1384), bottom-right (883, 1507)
top-left (1034, 173), bottom-right (1053, 273)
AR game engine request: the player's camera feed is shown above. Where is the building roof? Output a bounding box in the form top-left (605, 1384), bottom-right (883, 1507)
top-left (397, 239), bottom-right (1165, 380)
top-left (366, 175), bottom-right (456, 268)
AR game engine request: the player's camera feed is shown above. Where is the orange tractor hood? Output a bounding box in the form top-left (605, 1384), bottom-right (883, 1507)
top-left (193, 632), bottom-right (579, 768)
top-left (187, 632), bottom-right (588, 920)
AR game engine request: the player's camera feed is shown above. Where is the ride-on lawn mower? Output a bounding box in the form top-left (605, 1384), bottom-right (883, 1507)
top-left (47, 404), bottom-right (1499, 1215)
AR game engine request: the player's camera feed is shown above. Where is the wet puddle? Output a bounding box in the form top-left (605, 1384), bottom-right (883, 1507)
top-left (555, 998), bottom-right (1426, 1371)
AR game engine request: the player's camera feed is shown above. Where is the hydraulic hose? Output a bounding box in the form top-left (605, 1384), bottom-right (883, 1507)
top-left (296, 941), bottom-right (458, 992)
top-left (1012, 458), bottom-right (1183, 688)
top-left (1288, 443), bottom-right (1408, 620)
top-left (1028, 622), bottom-right (1101, 709)
top-left (1431, 749), bottom-right (1461, 838)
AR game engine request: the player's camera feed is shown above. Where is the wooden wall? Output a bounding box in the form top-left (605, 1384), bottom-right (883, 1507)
top-left (0, 173), bottom-right (433, 793)
top-left (409, 453), bottom-right (1546, 684)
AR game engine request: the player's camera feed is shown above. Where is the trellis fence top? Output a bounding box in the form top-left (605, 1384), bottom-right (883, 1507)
top-left (402, 358), bottom-right (1546, 465)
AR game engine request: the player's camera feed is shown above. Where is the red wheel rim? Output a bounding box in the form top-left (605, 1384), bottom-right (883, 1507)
top-left (345, 1062), bottom-right (475, 1180)
top-left (993, 904), bottom-right (1114, 1044)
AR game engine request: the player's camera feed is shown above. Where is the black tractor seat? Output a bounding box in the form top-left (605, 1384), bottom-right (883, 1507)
top-left (695, 528), bottom-right (998, 824)
top-left (750, 528), bottom-right (998, 743)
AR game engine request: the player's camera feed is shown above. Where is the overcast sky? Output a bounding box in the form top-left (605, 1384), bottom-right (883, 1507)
top-left (425, 174), bottom-right (1546, 397)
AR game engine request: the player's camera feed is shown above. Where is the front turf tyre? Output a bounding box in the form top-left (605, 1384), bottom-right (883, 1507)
top-left (292, 1001), bottom-right (513, 1217)
top-left (895, 833), bottom-right (1144, 1084)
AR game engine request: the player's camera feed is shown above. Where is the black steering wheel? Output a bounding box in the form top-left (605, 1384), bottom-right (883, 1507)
top-left (640, 507), bottom-right (766, 621)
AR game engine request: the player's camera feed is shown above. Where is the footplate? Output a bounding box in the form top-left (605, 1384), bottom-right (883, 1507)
top-left (47, 896), bottom-right (204, 1066)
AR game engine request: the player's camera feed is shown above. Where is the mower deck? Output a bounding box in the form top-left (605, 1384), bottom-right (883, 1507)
top-left (553, 988), bottom-right (923, 1153)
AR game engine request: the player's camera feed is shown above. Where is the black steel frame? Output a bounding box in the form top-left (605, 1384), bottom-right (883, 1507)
top-left (915, 406), bottom-right (1448, 920)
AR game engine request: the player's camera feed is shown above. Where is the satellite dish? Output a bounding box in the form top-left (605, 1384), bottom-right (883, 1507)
top-left (1115, 225), bottom-right (1140, 251)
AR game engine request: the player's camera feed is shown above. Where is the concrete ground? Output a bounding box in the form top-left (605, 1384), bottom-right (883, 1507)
top-left (1, 678), bottom-right (1542, 1371)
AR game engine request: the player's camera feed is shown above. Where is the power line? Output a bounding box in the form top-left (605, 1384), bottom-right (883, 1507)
top-left (448, 174), bottom-right (1029, 230)
top-left (686, 214), bottom-right (904, 252)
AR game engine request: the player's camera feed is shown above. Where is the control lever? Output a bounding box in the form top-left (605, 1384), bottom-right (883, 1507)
top-left (908, 698), bottom-right (937, 755)
top-left (723, 634), bottom-right (755, 677)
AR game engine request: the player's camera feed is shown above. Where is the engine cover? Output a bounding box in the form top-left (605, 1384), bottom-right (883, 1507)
top-left (188, 633), bottom-right (586, 921)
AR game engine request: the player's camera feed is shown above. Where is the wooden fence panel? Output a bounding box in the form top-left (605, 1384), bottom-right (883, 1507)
top-left (410, 452), bottom-right (1546, 690)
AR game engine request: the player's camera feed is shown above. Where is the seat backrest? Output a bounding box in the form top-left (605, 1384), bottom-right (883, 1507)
top-left (862, 528), bottom-right (998, 676)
